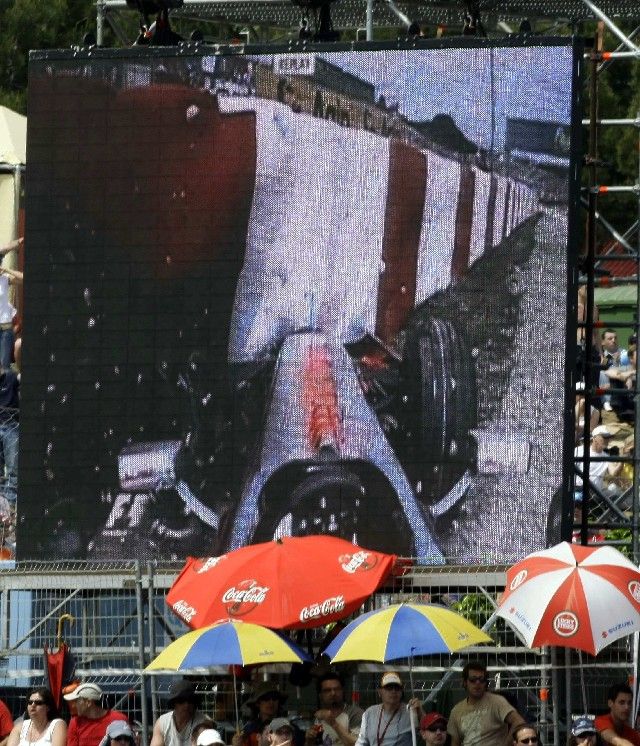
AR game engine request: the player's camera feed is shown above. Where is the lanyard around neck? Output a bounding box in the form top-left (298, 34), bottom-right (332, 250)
top-left (377, 706), bottom-right (400, 746)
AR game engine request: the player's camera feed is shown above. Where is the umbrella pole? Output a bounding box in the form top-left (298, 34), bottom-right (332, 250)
top-left (233, 667), bottom-right (240, 733)
top-left (409, 654), bottom-right (417, 746)
top-left (633, 632), bottom-right (639, 727)
top-left (409, 652), bottom-right (415, 697)
top-left (577, 650), bottom-right (588, 712)
top-left (409, 706), bottom-right (417, 746)
top-left (565, 648), bottom-right (573, 722)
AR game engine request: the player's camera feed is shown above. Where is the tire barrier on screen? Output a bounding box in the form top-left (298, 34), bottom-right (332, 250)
top-left (399, 312), bottom-right (477, 506)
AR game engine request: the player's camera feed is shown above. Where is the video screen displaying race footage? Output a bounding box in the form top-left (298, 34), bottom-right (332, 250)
top-left (19, 40), bottom-right (579, 562)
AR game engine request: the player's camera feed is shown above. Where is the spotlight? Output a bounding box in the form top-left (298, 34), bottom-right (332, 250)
top-left (299, 18), bottom-right (313, 40)
top-left (462, 15), bottom-right (477, 35)
top-left (291, 0), bottom-right (334, 8)
top-left (291, 0), bottom-right (340, 42)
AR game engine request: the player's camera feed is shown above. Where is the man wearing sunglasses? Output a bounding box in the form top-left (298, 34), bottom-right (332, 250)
top-left (447, 662), bottom-right (523, 746)
top-left (420, 713), bottom-right (449, 746)
top-left (64, 683), bottom-right (127, 746)
top-left (355, 672), bottom-right (424, 746)
top-left (305, 672), bottom-right (363, 746)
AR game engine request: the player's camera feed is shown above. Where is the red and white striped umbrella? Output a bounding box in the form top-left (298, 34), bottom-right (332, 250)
top-left (497, 541), bottom-right (640, 655)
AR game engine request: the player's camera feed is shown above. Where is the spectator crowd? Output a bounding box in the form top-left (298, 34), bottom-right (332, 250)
top-left (2, 667), bottom-right (638, 746)
top-left (575, 289), bottom-right (637, 545)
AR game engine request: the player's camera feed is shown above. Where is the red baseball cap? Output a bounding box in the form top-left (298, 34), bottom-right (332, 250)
top-left (420, 713), bottom-right (447, 730)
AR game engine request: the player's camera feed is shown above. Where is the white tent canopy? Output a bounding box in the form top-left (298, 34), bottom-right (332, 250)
top-left (0, 106), bottom-right (26, 166)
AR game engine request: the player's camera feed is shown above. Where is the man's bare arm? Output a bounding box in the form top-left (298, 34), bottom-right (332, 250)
top-left (149, 718), bottom-right (166, 746)
top-left (505, 710), bottom-right (525, 731)
top-left (598, 728), bottom-right (636, 746)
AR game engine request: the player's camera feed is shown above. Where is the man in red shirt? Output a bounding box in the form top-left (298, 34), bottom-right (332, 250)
top-left (595, 683), bottom-right (640, 746)
top-left (0, 697), bottom-right (13, 746)
top-left (65, 682), bottom-right (128, 746)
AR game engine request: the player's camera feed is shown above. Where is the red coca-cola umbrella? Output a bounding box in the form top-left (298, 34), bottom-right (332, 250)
top-left (166, 535), bottom-right (397, 630)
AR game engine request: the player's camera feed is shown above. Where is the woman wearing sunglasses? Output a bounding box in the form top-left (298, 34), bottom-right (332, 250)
top-left (512, 724), bottom-right (540, 746)
top-left (7, 688), bottom-right (67, 746)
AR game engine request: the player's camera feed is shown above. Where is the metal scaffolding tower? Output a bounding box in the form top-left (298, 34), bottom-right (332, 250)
top-left (577, 15), bottom-right (640, 559)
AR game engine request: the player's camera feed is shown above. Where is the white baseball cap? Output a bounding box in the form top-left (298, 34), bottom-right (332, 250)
top-left (64, 683), bottom-right (103, 701)
top-left (380, 672), bottom-right (402, 688)
top-left (196, 730), bottom-right (225, 746)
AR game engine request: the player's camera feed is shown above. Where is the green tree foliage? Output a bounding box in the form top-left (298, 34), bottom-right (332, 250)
top-left (0, 0), bottom-right (97, 113)
top-left (604, 528), bottom-right (632, 557)
top-left (451, 593), bottom-right (494, 628)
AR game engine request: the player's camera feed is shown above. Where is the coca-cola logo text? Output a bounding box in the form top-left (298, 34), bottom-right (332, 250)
top-left (340, 551), bottom-right (377, 574)
top-left (222, 580), bottom-right (270, 616)
top-left (299, 595), bottom-right (345, 622)
top-left (196, 556), bottom-right (225, 574)
top-left (553, 611), bottom-right (578, 637)
top-left (172, 600), bottom-right (197, 623)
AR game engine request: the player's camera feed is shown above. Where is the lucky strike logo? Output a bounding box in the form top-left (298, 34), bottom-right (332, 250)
top-left (553, 611), bottom-right (579, 637)
top-left (509, 570), bottom-right (528, 591)
top-left (628, 580), bottom-right (640, 603)
top-left (340, 551), bottom-right (378, 574)
top-left (222, 579), bottom-right (270, 616)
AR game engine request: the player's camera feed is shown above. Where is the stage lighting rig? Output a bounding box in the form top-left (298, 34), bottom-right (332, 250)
top-left (126, 0), bottom-right (183, 12)
top-left (291, 0), bottom-right (340, 42)
top-left (128, 0), bottom-right (184, 45)
top-left (462, 0), bottom-right (486, 37)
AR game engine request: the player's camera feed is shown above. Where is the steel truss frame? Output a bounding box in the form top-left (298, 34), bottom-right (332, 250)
top-left (96, 0), bottom-right (640, 45)
top-left (577, 12), bottom-right (640, 560)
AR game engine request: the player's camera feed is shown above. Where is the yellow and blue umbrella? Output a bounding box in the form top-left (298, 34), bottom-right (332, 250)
top-left (323, 602), bottom-right (492, 663)
top-left (146, 619), bottom-right (311, 730)
top-left (323, 604), bottom-right (491, 746)
top-left (146, 619), bottom-right (311, 670)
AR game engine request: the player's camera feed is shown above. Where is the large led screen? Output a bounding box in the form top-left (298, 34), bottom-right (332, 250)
top-left (20, 40), bottom-right (579, 562)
